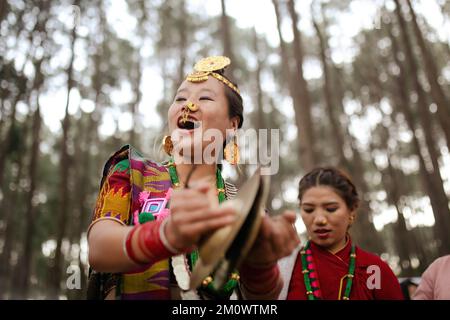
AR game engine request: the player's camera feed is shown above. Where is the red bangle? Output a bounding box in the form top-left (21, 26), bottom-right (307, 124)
top-left (137, 219), bottom-right (174, 263)
top-left (124, 226), bottom-right (148, 265)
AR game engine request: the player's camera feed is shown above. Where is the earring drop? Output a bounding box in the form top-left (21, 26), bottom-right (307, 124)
top-left (162, 135), bottom-right (173, 155)
top-left (224, 134), bottom-right (239, 165)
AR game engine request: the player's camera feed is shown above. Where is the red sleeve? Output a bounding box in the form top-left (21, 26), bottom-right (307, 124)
top-left (373, 260), bottom-right (404, 300)
top-left (286, 252), bottom-right (306, 299)
top-left (239, 263), bottom-right (283, 300)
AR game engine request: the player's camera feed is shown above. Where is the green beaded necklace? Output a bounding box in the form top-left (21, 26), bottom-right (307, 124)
top-left (165, 159), bottom-right (238, 299)
top-left (300, 240), bottom-right (356, 300)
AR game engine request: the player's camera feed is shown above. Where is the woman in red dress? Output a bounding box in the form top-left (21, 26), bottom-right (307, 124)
top-left (279, 167), bottom-right (403, 300)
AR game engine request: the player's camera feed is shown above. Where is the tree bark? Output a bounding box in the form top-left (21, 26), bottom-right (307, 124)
top-left (401, 0), bottom-right (450, 151)
top-left (392, 3), bottom-right (450, 254)
top-left (272, 0), bottom-right (316, 171)
top-left (129, 55), bottom-right (141, 149)
top-left (10, 57), bottom-right (46, 299)
top-left (313, 7), bottom-right (384, 253)
top-left (312, 17), bottom-right (347, 168)
top-left (14, 89), bottom-right (42, 298)
top-left (373, 123), bottom-right (414, 275)
top-left (252, 28), bottom-right (265, 132)
top-left (50, 1), bottom-right (79, 297)
top-left (0, 0), bottom-right (9, 24)
top-left (0, 116), bottom-right (29, 299)
top-left (176, 0), bottom-right (187, 86)
top-left (286, 0), bottom-right (316, 171)
top-left (0, 95), bottom-right (19, 189)
top-left (220, 0), bottom-right (235, 78)
top-left (8, 1), bottom-right (50, 297)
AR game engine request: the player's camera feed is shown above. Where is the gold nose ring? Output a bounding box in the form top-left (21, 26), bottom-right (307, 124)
top-left (186, 101), bottom-right (199, 111)
top-left (181, 101), bottom-right (198, 123)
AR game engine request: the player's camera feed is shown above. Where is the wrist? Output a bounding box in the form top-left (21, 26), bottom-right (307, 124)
top-left (164, 217), bottom-right (189, 253)
top-left (159, 218), bottom-right (182, 254)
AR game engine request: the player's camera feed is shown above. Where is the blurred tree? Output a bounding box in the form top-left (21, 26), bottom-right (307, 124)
top-left (403, 0), bottom-right (450, 150)
top-left (220, 0), bottom-right (235, 78)
top-left (49, 0), bottom-right (80, 298)
top-left (310, 1), bottom-right (385, 254)
top-left (393, 0), bottom-right (450, 254)
top-left (272, 0), bottom-right (315, 171)
top-left (286, 0), bottom-right (317, 171)
top-left (0, 0), bottom-right (10, 24)
top-left (1, 0), bottom-right (52, 299)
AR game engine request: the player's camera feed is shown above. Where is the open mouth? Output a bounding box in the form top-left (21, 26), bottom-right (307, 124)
top-left (177, 117), bottom-right (200, 130)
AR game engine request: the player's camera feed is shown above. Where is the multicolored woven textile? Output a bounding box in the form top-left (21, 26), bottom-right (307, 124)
top-left (90, 145), bottom-right (172, 299)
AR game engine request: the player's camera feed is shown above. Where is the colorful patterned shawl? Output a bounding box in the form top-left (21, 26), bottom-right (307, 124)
top-left (88, 145), bottom-right (172, 300)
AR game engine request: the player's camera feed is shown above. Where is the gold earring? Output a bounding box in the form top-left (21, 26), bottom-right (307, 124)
top-left (162, 135), bottom-right (173, 156)
top-left (224, 134), bottom-right (239, 165)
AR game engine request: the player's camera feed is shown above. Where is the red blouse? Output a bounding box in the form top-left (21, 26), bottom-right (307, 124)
top-left (287, 239), bottom-right (404, 300)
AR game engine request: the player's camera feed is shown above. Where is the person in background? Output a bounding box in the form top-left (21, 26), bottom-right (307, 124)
top-left (413, 255), bottom-right (450, 300)
top-left (278, 167), bottom-right (404, 300)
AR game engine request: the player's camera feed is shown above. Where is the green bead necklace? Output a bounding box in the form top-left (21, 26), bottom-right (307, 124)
top-left (165, 159), bottom-right (238, 299)
top-left (300, 240), bottom-right (356, 300)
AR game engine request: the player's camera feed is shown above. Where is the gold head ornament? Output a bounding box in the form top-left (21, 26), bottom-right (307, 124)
top-left (186, 56), bottom-right (240, 96)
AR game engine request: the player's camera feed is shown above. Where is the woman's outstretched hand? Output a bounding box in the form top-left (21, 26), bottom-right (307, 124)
top-left (243, 210), bottom-right (300, 267)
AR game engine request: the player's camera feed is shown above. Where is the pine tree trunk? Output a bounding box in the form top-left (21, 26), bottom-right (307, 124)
top-left (393, 51), bottom-right (450, 255)
top-left (176, 0), bottom-right (187, 86)
top-left (252, 29), bottom-right (265, 132)
top-left (312, 18), bottom-right (347, 168)
top-left (0, 94), bottom-right (20, 189)
top-left (220, 0), bottom-right (235, 78)
top-left (401, 0), bottom-right (450, 151)
top-left (374, 124), bottom-right (414, 275)
top-left (272, 0), bottom-right (315, 172)
top-left (10, 3), bottom-right (49, 292)
top-left (0, 0), bottom-right (9, 24)
top-left (50, 5), bottom-right (79, 297)
top-left (67, 112), bottom-right (95, 299)
top-left (0, 119), bottom-right (29, 298)
top-left (129, 56), bottom-right (141, 149)
top-left (392, 4), bottom-right (450, 254)
top-left (286, 0), bottom-right (316, 171)
top-left (14, 96), bottom-right (42, 298)
top-left (0, 6), bottom-right (42, 187)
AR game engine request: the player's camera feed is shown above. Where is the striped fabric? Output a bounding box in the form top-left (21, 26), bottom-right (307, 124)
top-left (88, 145), bottom-right (239, 300)
top-left (224, 181), bottom-right (238, 199)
